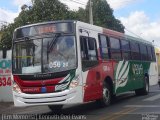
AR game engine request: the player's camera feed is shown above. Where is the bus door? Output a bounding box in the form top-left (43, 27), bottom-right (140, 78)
top-left (80, 36), bottom-right (101, 102)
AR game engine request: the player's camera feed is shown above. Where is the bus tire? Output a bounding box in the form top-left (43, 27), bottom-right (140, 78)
top-left (96, 82), bottom-right (111, 107)
top-left (48, 105), bottom-right (63, 113)
top-left (135, 76), bottom-right (149, 95)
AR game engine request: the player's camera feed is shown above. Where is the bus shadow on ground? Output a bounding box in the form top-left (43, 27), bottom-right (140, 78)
top-left (42, 92), bottom-right (137, 115)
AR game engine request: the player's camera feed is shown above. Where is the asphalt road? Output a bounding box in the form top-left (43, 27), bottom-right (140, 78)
top-left (1, 85), bottom-right (160, 120)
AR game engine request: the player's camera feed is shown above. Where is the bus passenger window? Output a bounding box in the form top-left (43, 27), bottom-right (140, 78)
top-left (147, 46), bottom-right (153, 61)
top-left (140, 44), bottom-right (148, 60)
top-left (130, 42), bottom-right (140, 60)
top-left (110, 37), bottom-right (122, 60)
top-left (99, 35), bottom-right (110, 60)
top-left (121, 40), bottom-right (131, 60)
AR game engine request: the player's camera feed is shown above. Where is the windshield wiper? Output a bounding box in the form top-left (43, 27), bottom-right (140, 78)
top-left (48, 33), bottom-right (61, 52)
top-left (46, 33), bottom-right (69, 62)
top-left (47, 33), bottom-right (61, 63)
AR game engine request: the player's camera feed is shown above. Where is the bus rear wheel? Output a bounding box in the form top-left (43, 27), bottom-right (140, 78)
top-left (48, 105), bottom-right (63, 113)
top-left (135, 76), bottom-right (149, 95)
top-left (96, 82), bottom-right (111, 107)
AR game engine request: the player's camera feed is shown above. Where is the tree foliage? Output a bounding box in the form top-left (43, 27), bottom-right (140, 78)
top-left (0, 0), bottom-right (124, 49)
top-left (85, 0), bottom-right (125, 32)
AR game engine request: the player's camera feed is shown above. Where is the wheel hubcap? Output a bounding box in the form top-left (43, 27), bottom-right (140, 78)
top-left (103, 87), bottom-right (110, 103)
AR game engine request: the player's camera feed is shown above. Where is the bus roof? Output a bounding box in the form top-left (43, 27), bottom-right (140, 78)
top-left (14, 20), bottom-right (153, 46)
top-left (125, 35), bottom-right (153, 45)
top-left (15, 20), bottom-right (76, 30)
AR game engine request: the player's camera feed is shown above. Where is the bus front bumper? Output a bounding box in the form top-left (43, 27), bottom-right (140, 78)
top-left (13, 87), bottom-right (83, 107)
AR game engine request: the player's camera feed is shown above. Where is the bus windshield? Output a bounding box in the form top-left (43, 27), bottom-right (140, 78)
top-left (12, 35), bottom-right (77, 74)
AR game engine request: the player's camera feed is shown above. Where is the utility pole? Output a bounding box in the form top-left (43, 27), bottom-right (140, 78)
top-left (89, 0), bottom-right (93, 24)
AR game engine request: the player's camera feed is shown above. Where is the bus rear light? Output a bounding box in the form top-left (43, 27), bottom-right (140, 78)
top-left (13, 82), bottom-right (21, 94)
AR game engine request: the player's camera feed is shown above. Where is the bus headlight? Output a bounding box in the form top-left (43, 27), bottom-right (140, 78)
top-left (69, 75), bottom-right (80, 89)
top-left (13, 82), bottom-right (21, 94)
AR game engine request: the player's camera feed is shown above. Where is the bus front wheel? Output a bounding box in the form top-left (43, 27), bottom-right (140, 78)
top-left (48, 105), bottom-right (63, 113)
top-left (96, 82), bottom-right (111, 107)
top-left (135, 76), bottom-right (149, 95)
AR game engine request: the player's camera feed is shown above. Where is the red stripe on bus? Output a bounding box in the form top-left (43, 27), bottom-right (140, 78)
top-left (13, 75), bottom-right (63, 87)
top-left (103, 28), bottom-right (124, 37)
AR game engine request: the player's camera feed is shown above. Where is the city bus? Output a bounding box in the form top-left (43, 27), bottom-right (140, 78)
top-left (12, 20), bottom-right (158, 111)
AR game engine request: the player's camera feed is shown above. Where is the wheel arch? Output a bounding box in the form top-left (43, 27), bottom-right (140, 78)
top-left (103, 76), bottom-right (114, 95)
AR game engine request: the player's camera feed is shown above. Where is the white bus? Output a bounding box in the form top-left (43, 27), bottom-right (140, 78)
top-left (12, 21), bottom-right (158, 112)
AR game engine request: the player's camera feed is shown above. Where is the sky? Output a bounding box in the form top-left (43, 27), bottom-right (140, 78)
top-left (0, 0), bottom-right (160, 46)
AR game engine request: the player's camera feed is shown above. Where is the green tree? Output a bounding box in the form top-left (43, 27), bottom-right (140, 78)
top-left (0, 23), bottom-right (16, 49)
top-left (85, 0), bottom-right (125, 33)
top-left (30, 0), bottom-right (70, 22)
top-left (76, 7), bottom-right (87, 22)
top-left (0, 0), bottom-right (71, 49)
top-left (0, 0), bottom-right (125, 49)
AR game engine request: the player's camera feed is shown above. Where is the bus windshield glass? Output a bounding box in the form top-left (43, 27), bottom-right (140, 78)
top-left (43, 35), bottom-right (76, 73)
top-left (12, 35), bottom-right (77, 74)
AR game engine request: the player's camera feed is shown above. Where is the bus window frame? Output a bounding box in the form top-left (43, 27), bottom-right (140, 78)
top-left (147, 45), bottom-right (154, 61)
top-left (120, 39), bottom-right (131, 60)
top-left (98, 34), bottom-right (111, 60)
top-left (139, 43), bottom-right (149, 61)
top-left (130, 41), bottom-right (141, 61)
top-left (109, 36), bottom-right (122, 60)
top-left (80, 36), bottom-right (99, 71)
